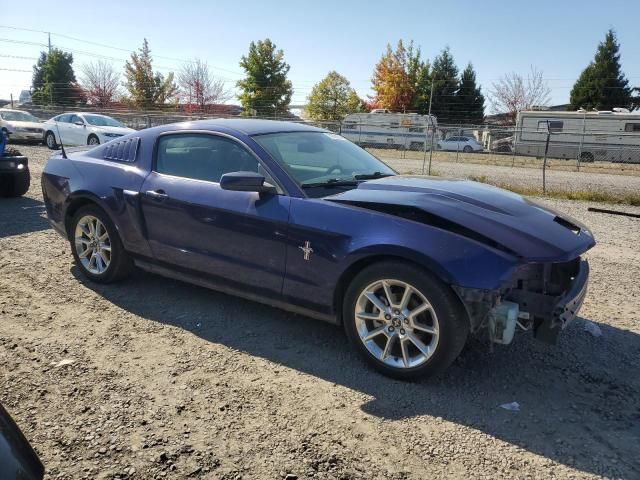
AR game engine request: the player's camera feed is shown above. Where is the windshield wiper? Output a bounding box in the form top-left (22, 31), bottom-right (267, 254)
top-left (354, 172), bottom-right (394, 180)
top-left (301, 178), bottom-right (359, 188)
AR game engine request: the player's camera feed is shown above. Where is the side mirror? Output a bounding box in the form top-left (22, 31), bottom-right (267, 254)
top-left (220, 171), bottom-right (276, 194)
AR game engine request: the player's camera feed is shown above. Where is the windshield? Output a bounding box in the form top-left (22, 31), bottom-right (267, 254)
top-left (83, 114), bottom-right (124, 128)
top-left (253, 131), bottom-right (395, 189)
top-left (0, 111), bottom-right (39, 122)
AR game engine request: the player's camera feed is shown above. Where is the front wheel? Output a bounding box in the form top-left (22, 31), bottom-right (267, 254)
top-left (70, 205), bottom-right (132, 283)
top-left (463, 145), bottom-right (473, 153)
top-left (88, 135), bottom-right (100, 146)
top-left (343, 262), bottom-right (469, 380)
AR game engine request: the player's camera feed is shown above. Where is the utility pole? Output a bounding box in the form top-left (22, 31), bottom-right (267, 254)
top-left (10, 94), bottom-right (14, 108)
top-left (48, 32), bottom-right (52, 54)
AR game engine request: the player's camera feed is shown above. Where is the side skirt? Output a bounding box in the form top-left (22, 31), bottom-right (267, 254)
top-left (133, 258), bottom-right (338, 325)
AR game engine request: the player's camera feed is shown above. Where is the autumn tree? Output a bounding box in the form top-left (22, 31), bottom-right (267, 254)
top-left (454, 63), bottom-right (485, 124)
top-left (237, 39), bottom-right (293, 117)
top-left (32, 49), bottom-right (84, 106)
top-left (489, 67), bottom-right (551, 120)
top-left (570, 30), bottom-right (634, 111)
top-left (371, 40), bottom-right (415, 112)
top-left (306, 71), bottom-right (362, 121)
top-left (80, 60), bottom-right (120, 107)
top-left (178, 59), bottom-right (231, 111)
top-left (429, 47), bottom-right (459, 124)
top-left (124, 39), bottom-right (177, 108)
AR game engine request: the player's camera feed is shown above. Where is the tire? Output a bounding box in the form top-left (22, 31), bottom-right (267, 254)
top-left (343, 261), bottom-right (469, 380)
top-left (580, 152), bottom-right (594, 163)
top-left (88, 135), bottom-right (100, 146)
top-left (463, 145), bottom-right (473, 153)
top-left (69, 204), bottom-right (132, 283)
top-left (45, 131), bottom-right (59, 150)
top-left (0, 169), bottom-right (30, 197)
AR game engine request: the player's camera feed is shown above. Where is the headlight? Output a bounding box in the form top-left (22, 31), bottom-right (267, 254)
top-left (103, 133), bottom-right (122, 138)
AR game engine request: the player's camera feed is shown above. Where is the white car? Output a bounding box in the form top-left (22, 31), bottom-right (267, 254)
top-left (437, 135), bottom-right (483, 153)
top-left (0, 109), bottom-right (44, 142)
top-left (43, 112), bottom-right (135, 150)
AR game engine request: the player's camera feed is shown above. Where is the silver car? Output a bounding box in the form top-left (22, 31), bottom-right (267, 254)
top-left (437, 135), bottom-right (484, 153)
top-left (0, 109), bottom-right (44, 142)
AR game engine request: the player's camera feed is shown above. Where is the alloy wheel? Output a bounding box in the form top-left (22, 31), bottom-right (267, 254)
top-left (74, 215), bottom-right (111, 274)
top-left (89, 136), bottom-right (99, 146)
top-left (354, 279), bottom-right (439, 369)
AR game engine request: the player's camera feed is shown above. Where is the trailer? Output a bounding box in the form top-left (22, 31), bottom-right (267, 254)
top-left (341, 112), bottom-right (438, 151)
top-left (514, 109), bottom-right (640, 163)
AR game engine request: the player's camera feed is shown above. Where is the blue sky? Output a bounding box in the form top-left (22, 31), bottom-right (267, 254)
top-left (1, 0), bottom-right (639, 109)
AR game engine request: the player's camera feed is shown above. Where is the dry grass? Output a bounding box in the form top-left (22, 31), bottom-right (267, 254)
top-left (466, 174), bottom-right (640, 206)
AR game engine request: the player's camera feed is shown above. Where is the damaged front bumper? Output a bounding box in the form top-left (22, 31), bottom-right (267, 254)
top-left (454, 258), bottom-right (590, 345)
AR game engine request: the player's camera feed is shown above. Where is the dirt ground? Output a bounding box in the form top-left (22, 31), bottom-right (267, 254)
top-left (1, 145), bottom-right (639, 480)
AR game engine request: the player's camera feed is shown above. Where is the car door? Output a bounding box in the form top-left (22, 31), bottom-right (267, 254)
top-left (53, 114), bottom-right (71, 145)
top-left (139, 132), bottom-right (290, 297)
top-left (68, 114), bottom-right (87, 145)
top-left (443, 136), bottom-right (457, 151)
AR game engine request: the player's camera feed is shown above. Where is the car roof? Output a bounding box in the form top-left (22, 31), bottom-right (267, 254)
top-left (0, 109), bottom-right (30, 114)
top-left (169, 118), bottom-right (327, 136)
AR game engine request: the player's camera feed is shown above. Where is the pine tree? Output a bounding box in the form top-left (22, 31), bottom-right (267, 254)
top-left (31, 49), bottom-right (83, 106)
top-left (570, 30), bottom-right (633, 110)
top-left (124, 39), bottom-right (177, 108)
top-left (411, 61), bottom-right (431, 114)
top-left (237, 39), bottom-right (293, 117)
top-left (430, 47), bottom-right (459, 124)
top-left (455, 63), bottom-right (485, 124)
top-left (307, 71), bottom-right (361, 121)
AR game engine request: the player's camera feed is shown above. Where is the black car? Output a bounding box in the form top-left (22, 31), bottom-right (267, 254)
top-left (0, 403), bottom-right (44, 480)
top-left (0, 129), bottom-right (30, 197)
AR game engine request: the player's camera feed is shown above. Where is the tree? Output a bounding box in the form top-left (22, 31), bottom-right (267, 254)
top-left (123, 39), bottom-right (177, 108)
top-left (429, 47), bottom-right (459, 124)
top-left (237, 39), bottom-right (293, 117)
top-left (489, 67), bottom-right (551, 120)
top-left (570, 30), bottom-right (634, 111)
top-left (178, 58), bottom-right (231, 111)
top-left (454, 63), bottom-right (485, 124)
top-left (411, 61), bottom-right (431, 114)
top-left (306, 71), bottom-right (361, 121)
top-left (371, 40), bottom-right (414, 112)
top-left (80, 60), bottom-right (120, 108)
top-left (31, 49), bottom-right (83, 106)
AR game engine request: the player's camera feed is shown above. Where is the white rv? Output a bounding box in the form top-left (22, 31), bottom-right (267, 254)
top-left (341, 112), bottom-right (438, 151)
top-left (514, 109), bottom-right (640, 162)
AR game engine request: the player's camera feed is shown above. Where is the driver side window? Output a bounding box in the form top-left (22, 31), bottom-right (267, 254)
top-left (155, 134), bottom-right (261, 183)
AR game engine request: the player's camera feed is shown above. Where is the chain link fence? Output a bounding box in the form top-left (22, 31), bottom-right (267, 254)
top-left (15, 105), bottom-right (640, 199)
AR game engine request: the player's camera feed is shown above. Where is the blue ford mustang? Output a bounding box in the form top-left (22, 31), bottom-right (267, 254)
top-left (41, 119), bottom-right (595, 379)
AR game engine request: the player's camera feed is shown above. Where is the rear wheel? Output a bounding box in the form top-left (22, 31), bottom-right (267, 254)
top-left (343, 261), bottom-right (469, 380)
top-left (70, 205), bottom-right (132, 283)
top-left (45, 131), bottom-right (58, 150)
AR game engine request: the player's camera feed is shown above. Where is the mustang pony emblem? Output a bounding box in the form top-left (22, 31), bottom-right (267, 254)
top-left (299, 241), bottom-right (313, 261)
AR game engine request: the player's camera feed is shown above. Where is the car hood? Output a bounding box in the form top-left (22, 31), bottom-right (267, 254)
top-left (7, 121), bottom-right (43, 129)
top-left (91, 126), bottom-right (135, 135)
top-left (326, 176), bottom-right (595, 262)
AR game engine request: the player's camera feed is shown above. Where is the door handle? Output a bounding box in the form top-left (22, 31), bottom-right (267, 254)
top-left (145, 189), bottom-right (169, 200)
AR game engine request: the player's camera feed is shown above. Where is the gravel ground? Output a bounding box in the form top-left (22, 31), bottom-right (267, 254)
top-left (383, 154), bottom-right (640, 195)
top-left (1, 145), bottom-right (639, 480)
